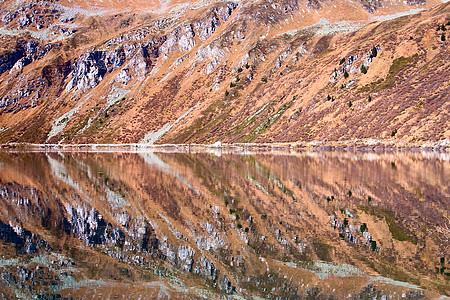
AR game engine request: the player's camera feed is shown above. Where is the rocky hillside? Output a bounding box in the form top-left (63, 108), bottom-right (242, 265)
top-left (0, 0), bottom-right (448, 145)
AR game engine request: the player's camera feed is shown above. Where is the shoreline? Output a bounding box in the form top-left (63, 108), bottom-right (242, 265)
top-left (0, 139), bottom-right (448, 152)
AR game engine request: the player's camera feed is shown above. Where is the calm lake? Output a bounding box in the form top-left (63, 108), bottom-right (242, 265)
top-left (0, 150), bottom-right (448, 299)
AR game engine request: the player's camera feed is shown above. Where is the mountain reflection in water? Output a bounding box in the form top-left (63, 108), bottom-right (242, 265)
top-left (0, 150), bottom-right (448, 299)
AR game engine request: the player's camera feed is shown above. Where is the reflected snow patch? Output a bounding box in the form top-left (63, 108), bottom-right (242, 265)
top-left (140, 152), bottom-right (200, 194)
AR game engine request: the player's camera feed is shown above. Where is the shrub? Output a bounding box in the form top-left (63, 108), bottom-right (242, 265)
top-left (360, 223), bottom-right (367, 233)
top-left (225, 90), bottom-right (229, 96)
top-left (368, 95), bottom-right (372, 102)
top-left (437, 25), bottom-right (441, 31)
top-left (245, 63), bottom-right (250, 69)
top-left (348, 100), bottom-right (352, 108)
top-left (441, 34), bottom-right (446, 42)
top-left (442, 25), bottom-right (447, 31)
top-left (238, 67), bottom-right (243, 73)
top-left (361, 64), bottom-right (367, 74)
top-left (391, 129), bottom-right (397, 137)
top-left (244, 227), bottom-right (249, 233)
top-left (327, 94), bottom-right (331, 101)
top-left (344, 70), bottom-right (349, 78)
top-left (368, 196), bottom-right (372, 202)
top-left (261, 77), bottom-right (268, 83)
top-left (261, 214), bottom-right (267, 219)
top-left (371, 240), bottom-right (377, 251)
top-left (230, 82), bottom-right (236, 88)
top-left (237, 223), bottom-right (242, 229)
top-left (339, 57), bottom-right (346, 65)
top-left (371, 46), bottom-right (378, 57)
top-left (348, 190), bottom-right (352, 197)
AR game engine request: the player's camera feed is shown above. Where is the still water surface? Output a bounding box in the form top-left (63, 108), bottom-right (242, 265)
top-left (0, 150), bottom-right (448, 298)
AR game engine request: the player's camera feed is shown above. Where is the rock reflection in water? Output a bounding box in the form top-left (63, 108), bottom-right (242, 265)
top-left (0, 150), bottom-right (448, 298)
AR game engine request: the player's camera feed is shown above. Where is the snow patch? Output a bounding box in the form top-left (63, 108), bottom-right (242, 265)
top-left (0, 27), bottom-right (70, 42)
top-left (370, 8), bottom-right (424, 21)
top-left (159, 71), bottom-right (173, 83)
top-left (275, 29), bottom-right (299, 37)
top-left (303, 18), bottom-right (364, 35)
top-left (51, 4), bottom-right (112, 21)
top-left (247, 101), bottom-right (271, 121)
top-left (141, 103), bottom-right (200, 144)
top-left (47, 102), bottom-right (84, 143)
top-left (107, 87), bottom-right (130, 107)
top-left (370, 276), bottom-right (423, 290)
top-left (300, 261), bottom-right (365, 279)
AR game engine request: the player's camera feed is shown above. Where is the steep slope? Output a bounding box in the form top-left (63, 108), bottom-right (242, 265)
top-left (0, 0), bottom-right (448, 145)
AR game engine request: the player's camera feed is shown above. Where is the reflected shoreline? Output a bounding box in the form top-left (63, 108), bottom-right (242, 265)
top-left (1, 146), bottom-right (449, 162)
top-left (0, 139), bottom-right (449, 154)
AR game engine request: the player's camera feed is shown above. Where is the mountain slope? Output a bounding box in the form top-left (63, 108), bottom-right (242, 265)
top-left (0, 151), bottom-right (448, 298)
top-left (0, 0), bottom-right (448, 145)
